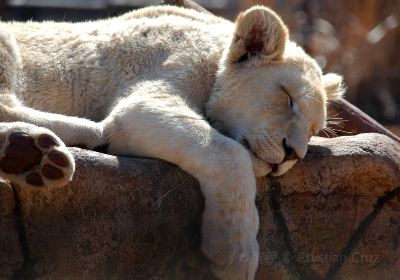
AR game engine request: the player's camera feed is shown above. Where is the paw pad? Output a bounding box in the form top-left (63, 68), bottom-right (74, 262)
top-left (0, 129), bottom-right (75, 188)
top-left (38, 134), bottom-right (58, 148)
top-left (26, 172), bottom-right (44, 186)
top-left (48, 150), bottom-right (69, 167)
top-left (0, 133), bottom-right (41, 174)
top-left (42, 164), bottom-right (64, 180)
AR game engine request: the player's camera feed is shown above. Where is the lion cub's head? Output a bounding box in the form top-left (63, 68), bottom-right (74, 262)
top-left (206, 5), bottom-right (344, 177)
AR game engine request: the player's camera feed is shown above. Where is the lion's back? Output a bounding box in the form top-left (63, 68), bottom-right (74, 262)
top-left (1, 6), bottom-right (232, 119)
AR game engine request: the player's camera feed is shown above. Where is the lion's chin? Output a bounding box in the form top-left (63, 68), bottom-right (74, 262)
top-left (244, 140), bottom-right (298, 177)
top-left (270, 159), bottom-right (297, 177)
top-left (251, 157), bottom-right (297, 178)
top-left (250, 153), bottom-right (273, 177)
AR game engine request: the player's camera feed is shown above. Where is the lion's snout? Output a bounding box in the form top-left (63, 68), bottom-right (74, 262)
top-left (282, 138), bottom-right (302, 161)
top-left (245, 134), bottom-right (308, 177)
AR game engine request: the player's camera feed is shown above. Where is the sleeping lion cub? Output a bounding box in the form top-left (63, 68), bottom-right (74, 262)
top-left (0, 4), bottom-right (343, 279)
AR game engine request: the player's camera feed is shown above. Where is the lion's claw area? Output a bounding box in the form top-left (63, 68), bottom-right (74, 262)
top-left (0, 132), bottom-right (68, 187)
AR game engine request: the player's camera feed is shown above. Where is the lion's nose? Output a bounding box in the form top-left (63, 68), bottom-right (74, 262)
top-left (283, 138), bottom-right (301, 161)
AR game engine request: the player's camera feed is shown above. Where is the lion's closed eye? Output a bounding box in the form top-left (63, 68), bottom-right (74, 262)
top-left (280, 85), bottom-right (294, 110)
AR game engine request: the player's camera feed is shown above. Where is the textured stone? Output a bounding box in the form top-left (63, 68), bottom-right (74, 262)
top-left (0, 180), bottom-right (23, 279)
top-left (335, 192), bottom-right (400, 280)
top-left (276, 134), bottom-right (400, 196)
top-left (0, 133), bottom-right (399, 279)
top-left (13, 153), bottom-right (212, 279)
top-left (254, 134), bottom-right (400, 279)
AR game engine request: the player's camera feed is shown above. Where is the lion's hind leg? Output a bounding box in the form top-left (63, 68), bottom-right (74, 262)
top-left (0, 122), bottom-right (75, 188)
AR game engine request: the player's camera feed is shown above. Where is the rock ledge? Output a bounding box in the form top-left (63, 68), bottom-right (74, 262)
top-left (1, 133), bottom-right (399, 280)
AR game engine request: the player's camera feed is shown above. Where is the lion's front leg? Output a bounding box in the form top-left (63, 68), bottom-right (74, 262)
top-left (0, 94), bottom-right (105, 149)
top-left (198, 148), bottom-right (260, 280)
top-left (0, 95), bottom-right (101, 188)
top-left (103, 93), bottom-right (259, 280)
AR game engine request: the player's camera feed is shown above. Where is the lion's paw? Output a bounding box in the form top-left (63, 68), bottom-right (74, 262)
top-left (202, 206), bottom-right (260, 280)
top-left (210, 239), bottom-right (259, 280)
top-left (0, 124), bottom-right (75, 188)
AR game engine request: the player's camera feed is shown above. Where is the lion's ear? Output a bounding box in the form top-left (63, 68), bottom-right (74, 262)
top-left (227, 5), bottom-right (288, 64)
top-left (322, 73), bottom-right (345, 101)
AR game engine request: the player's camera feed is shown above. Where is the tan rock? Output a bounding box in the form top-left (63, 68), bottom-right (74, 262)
top-left (0, 180), bottom-right (23, 279)
top-left (255, 133), bottom-right (400, 279)
top-left (335, 193), bottom-right (400, 280)
top-left (0, 133), bottom-right (399, 279)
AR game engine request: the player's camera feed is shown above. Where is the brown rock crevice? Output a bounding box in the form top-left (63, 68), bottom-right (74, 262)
top-left (265, 181), bottom-right (400, 280)
top-left (267, 181), bottom-right (320, 280)
top-left (323, 186), bottom-right (400, 280)
top-left (0, 181), bottom-right (23, 279)
top-left (11, 186), bottom-right (37, 280)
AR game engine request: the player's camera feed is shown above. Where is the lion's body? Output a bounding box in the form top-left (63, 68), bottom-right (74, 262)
top-left (0, 5), bottom-right (343, 280)
top-left (2, 7), bottom-right (231, 119)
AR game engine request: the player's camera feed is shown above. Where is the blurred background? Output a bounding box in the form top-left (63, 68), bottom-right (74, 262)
top-left (1, 0), bottom-right (399, 135)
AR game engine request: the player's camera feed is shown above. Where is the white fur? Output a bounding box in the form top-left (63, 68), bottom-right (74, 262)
top-left (0, 5), bottom-right (343, 280)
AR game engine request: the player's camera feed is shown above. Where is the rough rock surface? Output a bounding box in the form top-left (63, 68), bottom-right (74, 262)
top-left (0, 180), bottom-right (23, 279)
top-left (0, 133), bottom-right (399, 280)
